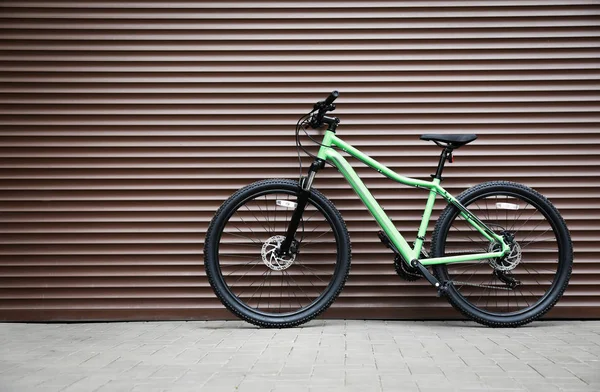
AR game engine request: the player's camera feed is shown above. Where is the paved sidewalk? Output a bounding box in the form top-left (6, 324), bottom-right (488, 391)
top-left (0, 320), bottom-right (599, 392)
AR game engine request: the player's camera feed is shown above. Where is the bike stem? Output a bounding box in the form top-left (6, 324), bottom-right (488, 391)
top-left (278, 159), bottom-right (326, 255)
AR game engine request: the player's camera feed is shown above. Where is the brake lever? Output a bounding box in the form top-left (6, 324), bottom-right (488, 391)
top-left (313, 102), bottom-right (336, 111)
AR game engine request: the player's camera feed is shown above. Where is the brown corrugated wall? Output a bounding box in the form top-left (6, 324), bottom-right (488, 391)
top-left (1, 1), bottom-right (599, 321)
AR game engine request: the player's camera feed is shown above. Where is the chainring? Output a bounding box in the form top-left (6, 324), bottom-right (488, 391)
top-left (394, 255), bottom-right (423, 281)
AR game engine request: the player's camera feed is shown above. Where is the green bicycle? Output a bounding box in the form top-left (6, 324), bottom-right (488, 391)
top-left (204, 91), bottom-right (573, 328)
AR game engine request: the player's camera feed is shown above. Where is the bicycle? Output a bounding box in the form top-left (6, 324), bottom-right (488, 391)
top-left (204, 91), bottom-right (573, 328)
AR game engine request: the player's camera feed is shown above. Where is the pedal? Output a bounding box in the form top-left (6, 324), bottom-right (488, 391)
top-left (436, 282), bottom-right (450, 298)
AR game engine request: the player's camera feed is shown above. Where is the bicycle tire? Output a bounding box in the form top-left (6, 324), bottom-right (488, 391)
top-left (431, 181), bottom-right (573, 327)
top-left (204, 179), bottom-right (351, 328)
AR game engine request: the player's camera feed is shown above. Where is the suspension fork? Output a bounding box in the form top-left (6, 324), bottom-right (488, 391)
top-left (278, 158), bottom-right (325, 255)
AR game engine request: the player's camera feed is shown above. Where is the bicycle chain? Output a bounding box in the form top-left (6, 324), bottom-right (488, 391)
top-left (439, 250), bottom-right (514, 291)
top-left (448, 281), bottom-right (513, 291)
top-left (395, 248), bottom-right (514, 291)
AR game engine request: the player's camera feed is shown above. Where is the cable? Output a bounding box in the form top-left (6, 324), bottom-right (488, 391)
top-left (295, 101), bottom-right (337, 181)
top-left (295, 109), bottom-right (314, 181)
top-left (295, 110), bottom-right (330, 181)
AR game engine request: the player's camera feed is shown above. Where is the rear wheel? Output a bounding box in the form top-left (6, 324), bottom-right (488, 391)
top-left (431, 181), bottom-right (572, 327)
top-left (204, 179), bottom-right (351, 328)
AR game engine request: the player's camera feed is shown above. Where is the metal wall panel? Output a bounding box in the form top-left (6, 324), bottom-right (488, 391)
top-left (1, 1), bottom-right (599, 321)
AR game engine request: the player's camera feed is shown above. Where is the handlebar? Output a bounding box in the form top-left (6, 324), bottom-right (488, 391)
top-left (324, 90), bottom-right (339, 106)
top-left (309, 90), bottom-right (339, 129)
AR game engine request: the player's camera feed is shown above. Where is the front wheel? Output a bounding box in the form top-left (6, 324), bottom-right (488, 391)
top-left (431, 181), bottom-right (573, 327)
top-left (204, 179), bottom-right (351, 328)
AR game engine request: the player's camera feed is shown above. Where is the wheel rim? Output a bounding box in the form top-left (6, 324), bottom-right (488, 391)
top-left (215, 188), bottom-right (341, 317)
top-left (439, 191), bottom-right (564, 317)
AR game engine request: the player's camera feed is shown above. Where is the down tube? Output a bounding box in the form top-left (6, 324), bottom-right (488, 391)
top-left (323, 149), bottom-right (416, 260)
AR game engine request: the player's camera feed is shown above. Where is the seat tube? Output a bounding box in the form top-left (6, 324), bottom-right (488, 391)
top-left (414, 180), bottom-right (439, 257)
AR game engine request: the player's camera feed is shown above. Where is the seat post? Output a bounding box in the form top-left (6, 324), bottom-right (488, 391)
top-left (433, 147), bottom-right (453, 180)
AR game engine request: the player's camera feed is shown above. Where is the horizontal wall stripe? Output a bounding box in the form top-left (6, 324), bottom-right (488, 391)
top-left (1, 0), bottom-right (599, 321)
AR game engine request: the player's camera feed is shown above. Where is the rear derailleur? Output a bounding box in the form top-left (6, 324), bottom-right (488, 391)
top-left (494, 269), bottom-right (521, 289)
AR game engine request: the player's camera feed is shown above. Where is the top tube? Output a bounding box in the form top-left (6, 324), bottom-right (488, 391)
top-left (317, 131), bottom-right (434, 190)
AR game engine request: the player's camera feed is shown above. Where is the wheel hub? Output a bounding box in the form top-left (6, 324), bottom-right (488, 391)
top-left (488, 233), bottom-right (522, 271)
top-left (261, 235), bottom-right (297, 271)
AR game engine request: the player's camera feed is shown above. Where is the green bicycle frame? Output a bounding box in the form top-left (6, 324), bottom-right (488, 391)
top-left (316, 130), bottom-right (510, 267)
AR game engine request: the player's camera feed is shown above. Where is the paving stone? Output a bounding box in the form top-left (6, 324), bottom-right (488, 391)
top-left (528, 364), bottom-right (578, 379)
top-left (345, 370), bottom-right (380, 386)
top-left (0, 321), bottom-right (599, 392)
top-left (60, 375), bottom-right (115, 392)
top-left (443, 369), bottom-right (481, 382)
top-left (521, 381), bottom-right (562, 392)
top-left (479, 375), bottom-right (525, 389)
top-left (474, 364), bottom-right (508, 377)
top-left (309, 387), bottom-right (347, 392)
top-left (272, 386), bottom-right (310, 392)
top-left (407, 364), bottom-right (444, 375)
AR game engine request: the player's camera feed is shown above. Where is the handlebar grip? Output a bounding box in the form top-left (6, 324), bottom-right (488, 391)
top-left (324, 90), bottom-right (339, 105)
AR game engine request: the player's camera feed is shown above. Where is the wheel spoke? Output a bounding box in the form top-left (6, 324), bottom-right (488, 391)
top-left (225, 225), bottom-right (262, 245)
top-left (244, 203), bottom-right (272, 236)
top-left (213, 188), bottom-right (343, 319)
top-left (234, 210), bottom-right (264, 243)
top-left (436, 188), bottom-right (568, 321)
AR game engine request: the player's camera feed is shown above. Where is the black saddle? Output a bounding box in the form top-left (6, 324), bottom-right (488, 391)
top-left (420, 134), bottom-right (477, 149)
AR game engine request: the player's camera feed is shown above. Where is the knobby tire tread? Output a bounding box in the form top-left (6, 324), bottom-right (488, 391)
top-left (431, 181), bottom-right (573, 328)
top-left (204, 179), bottom-right (351, 328)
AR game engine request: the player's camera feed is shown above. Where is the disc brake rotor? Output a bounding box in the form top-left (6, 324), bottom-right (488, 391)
top-left (261, 235), bottom-right (296, 271)
top-left (488, 238), bottom-right (522, 271)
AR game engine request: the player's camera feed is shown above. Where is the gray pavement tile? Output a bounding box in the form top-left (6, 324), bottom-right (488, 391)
top-left (149, 364), bottom-right (189, 379)
top-left (503, 370), bottom-right (544, 381)
top-left (122, 363), bottom-right (164, 379)
top-left (309, 387), bottom-right (347, 392)
top-left (237, 380), bottom-right (276, 392)
top-left (279, 365), bottom-right (312, 376)
top-left (479, 375), bottom-right (525, 389)
top-left (2, 387), bottom-right (61, 392)
top-left (380, 376), bottom-right (419, 391)
top-left (0, 321), bottom-right (599, 392)
top-left (473, 364), bottom-right (509, 377)
top-left (407, 364), bottom-right (445, 375)
top-left (521, 381), bottom-right (563, 392)
top-left (101, 358), bottom-right (141, 372)
top-left (60, 375), bottom-right (114, 392)
top-left (443, 369), bottom-right (481, 382)
top-left (308, 376), bottom-right (344, 386)
top-left (528, 364), bottom-right (579, 379)
top-left (345, 371), bottom-right (380, 386)
top-left (37, 374), bottom-right (87, 390)
top-left (311, 364), bottom-right (345, 377)
top-left (272, 386), bottom-right (311, 392)
top-left (413, 374), bottom-right (450, 389)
